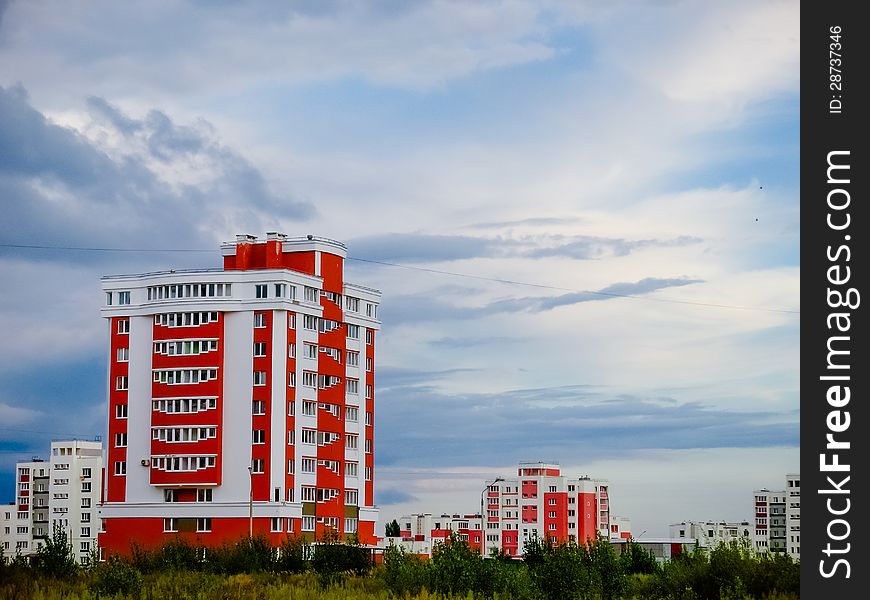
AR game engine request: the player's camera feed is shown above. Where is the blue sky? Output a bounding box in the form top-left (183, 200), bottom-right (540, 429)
top-left (0, 0), bottom-right (798, 536)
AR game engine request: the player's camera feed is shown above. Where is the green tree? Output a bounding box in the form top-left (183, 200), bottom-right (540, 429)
top-left (35, 522), bottom-right (78, 578)
top-left (385, 519), bottom-right (401, 537)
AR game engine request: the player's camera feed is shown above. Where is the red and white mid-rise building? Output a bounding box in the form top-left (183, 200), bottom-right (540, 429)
top-left (98, 234), bottom-right (380, 554)
top-left (392, 462), bottom-right (622, 557)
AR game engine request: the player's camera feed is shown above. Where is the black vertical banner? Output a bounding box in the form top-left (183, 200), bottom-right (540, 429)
top-left (803, 2), bottom-right (868, 597)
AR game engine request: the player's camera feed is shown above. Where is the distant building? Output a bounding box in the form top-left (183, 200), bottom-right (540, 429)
top-left (668, 520), bottom-right (752, 550)
top-left (753, 472), bottom-right (799, 560)
top-left (99, 234), bottom-right (380, 555)
top-left (4, 440), bottom-right (102, 563)
top-left (785, 473), bottom-right (800, 560)
top-left (386, 461), bottom-right (626, 557)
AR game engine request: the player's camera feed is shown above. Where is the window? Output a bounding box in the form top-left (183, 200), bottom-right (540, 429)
top-left (287, 430), bottom-right (295, 444)
top-left (81, 482), bottom-right (91, 493)
top-left (302, 401), bottom-right (317, 416)
top-left (287, 459), bottom-right (295, 474)
top-left (288, 372), bottom-right (296, 387)
top-left (81, 527), bottom-right (91, 537)
top-left (253, 342), bottom-right (267, 357)
top-left (118, 291), bottom-right (131, 305)
top-left (366, 357), bottom-right (373, 372)
top-left (163, 518), bottom-right (177, 532)
top-left (251, 459), bottom-right (264, 474)
top-left (304, 286), bottom-right (319, 302)
top-left (302, 516), bottom-right (315, 531)
top-left (153, 368), bottom-right (218, 385)
top-left (275, 283), bottom-right (288, 298)
top-left (303, 343), bottom-right (318, 359)
top-left (345, 518), bottom-right (358, 533)
top-left (271, 517), bottom-right (282, 532)
top-left (155, 312), bottom-right (220, 328)
top-left (345, 462), bottom-right (358, 477)
top-left (148, 283), bottom-right (230, 300)
top-left (253, 371), bottom-right (266, 386)
top-left (81, 541), bottom-right (91, 553)
top-left (347, 324), bottom-right (359, 339)
top-left (255, 284), bottom-right (268, 299)
top-left (346, 379), bottom-right (359, 394)
top-left (254, 313), bottom-right (267, 328)
top-left (288, 343), bottom-right (296, 358)
top-left (301, 458), bottom-right (316, 473)
top-left (117, 319), bottom-right (129, 334)
top-left (252, 400), bottom-right (265, 415)
top-left (114, 433), bottom-right (127, 448)
top-left (115, 404), bottom-right (128, 419)
top-left (346, 297), bottom-right (359, 312)
top-left (347, 351), bottom-right (359, 367)
top-left (106, 292), bottom-right (113, 306)
top-left (365, 467), bottom-right (372, 481)
top-left (117, 347), bottom-right (129, 362)
top-left (288, 313), bottom-right (296, 329)
top-left (253, 430), bottom-right (266, 444)
top-left (302, 371), bottom-right (317, 387)
top-left (82, 498), bottom-right (91, 508)
top-left (549, 498), bottom-right (557, 506)
top-left (365, 385), bottom-right (373, 400)
top-left (197, 488), bottom-right (213, 502)
top-left (366, 328), bottom-right (374, 344)
top-left (365, 439), bottom-right (372, 454)
top-left (365, 411), bottom-right (372, 426)
top-left (115, 376), bottom-right (128, 391)
top-left (114, 461), bottom-right (126, 476)
top-left (346, 434), bottom-right (358, 449)
top-left (287, 401), bottom-right (295, 416)
top-left (345, 407), bottom-right (359, 421)
top-left (345, 490), bottom-right (358, 505)
top-left (301, 429), bottom-right (317, 445)
top-left (197, 518), bottom-right (212, 532)
top-left (301, 486), bottom-right (316, 502)
top-left (303, 315), bottom-right (318, 330)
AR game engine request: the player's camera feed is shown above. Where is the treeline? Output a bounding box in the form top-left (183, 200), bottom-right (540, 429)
top-left (0, 527), bottom-right (799, 600)
top-left (383, 534), bottom-right (798, 600)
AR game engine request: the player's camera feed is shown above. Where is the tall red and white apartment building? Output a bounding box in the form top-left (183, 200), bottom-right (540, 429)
top-left (98, 234), bottom-right (380, 554)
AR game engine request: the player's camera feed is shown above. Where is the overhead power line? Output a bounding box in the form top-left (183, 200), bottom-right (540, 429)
top-left (0, 243), bottom-right (799, 315)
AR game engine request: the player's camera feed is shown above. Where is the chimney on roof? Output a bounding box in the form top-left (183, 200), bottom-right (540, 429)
top-left (236, 234), bottom-right (257, 243)
top-left (266, 232), bottom-right (287, 241)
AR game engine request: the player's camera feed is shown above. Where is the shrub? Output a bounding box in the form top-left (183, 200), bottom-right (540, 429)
top-left (93, 557), bottom-right (143, 596)
top-left (34, 522), bottom-right (78, 579)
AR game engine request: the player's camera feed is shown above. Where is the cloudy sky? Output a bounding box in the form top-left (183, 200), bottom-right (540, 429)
top-left (0, 0), bottom-right (799, 537)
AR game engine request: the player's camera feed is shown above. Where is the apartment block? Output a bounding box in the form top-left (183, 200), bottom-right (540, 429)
top-left (98, 234), bottom-right (380, 555)
top-left (669, 520), bottom-right (752, 550)
top-left (3, 440), bottom-right (102, 563)
top-left (391, 462), bottom-right (622, 558)
top-left (752, 488), bottom-right (787, 553)
top-left (785, 473), bottom-right (800, 560)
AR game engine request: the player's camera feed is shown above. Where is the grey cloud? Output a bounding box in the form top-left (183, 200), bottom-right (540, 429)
top-left (376, 488), bottom-right (418, 506)
top-left (469, 217), bottom-right (582, 229)
top-left (429, 336), bottom-right (526, 349)
top-left (382, 277), bottom-right (702, 324)
top-left (348, 232), bottom-right (702, 264)
top-left (528, 235), bottom-right (703, 260)
top-left (374, 382), bottom-right (798, 468)
top-left (0, 86), bottom-right (313, 265)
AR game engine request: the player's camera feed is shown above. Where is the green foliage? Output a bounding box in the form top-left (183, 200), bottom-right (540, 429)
top-left (0, 533), bottom-right (803, 600)
top-left (430, 532), bottom-right (485, 597)
top-left (34, 522), bottom-right (78, 579)
top-left (385, 519), bottom-right (401, 537)
top-left (312, 529), bottom-right (372, 586)
top-left (524, 533), bottom-right (594, 600)
top-left (620, 539), bottom-right (659, 576)
top-left (93, 556), bottom-right (143, 596)
top-left (277, 535), bottom-right (307, 573)
top-left (382, 544), bottom-right (430, 597)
